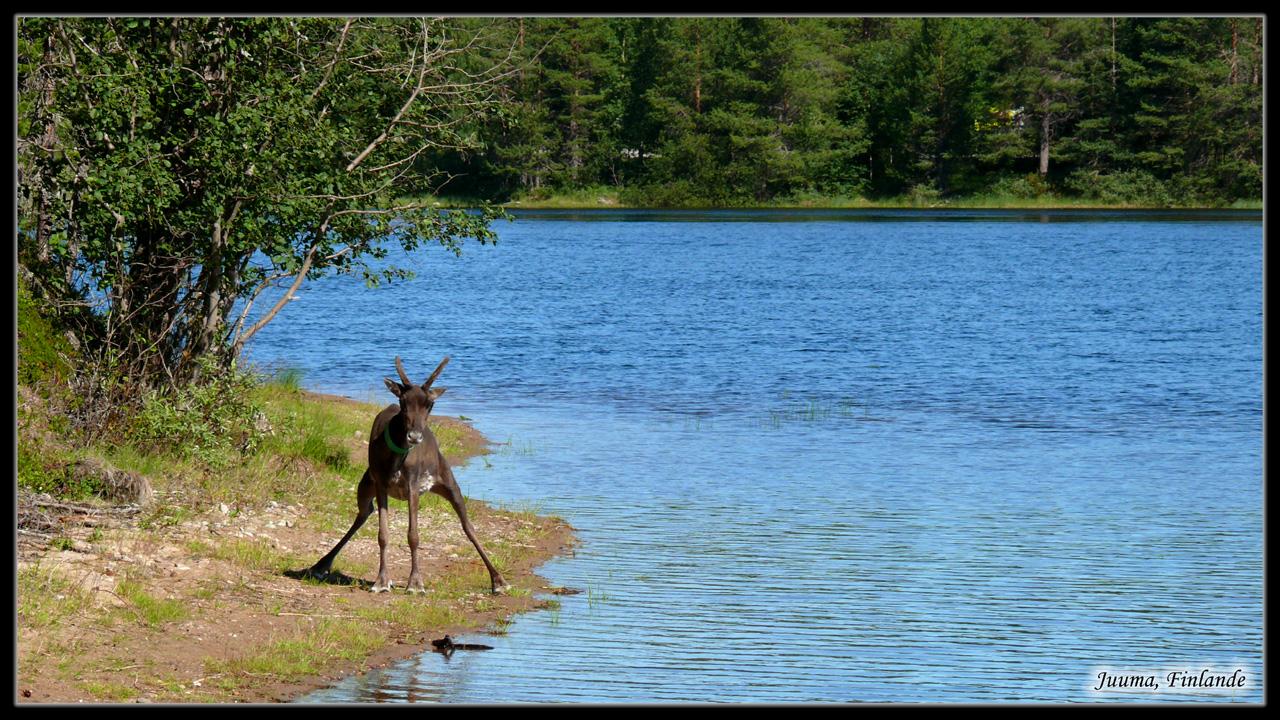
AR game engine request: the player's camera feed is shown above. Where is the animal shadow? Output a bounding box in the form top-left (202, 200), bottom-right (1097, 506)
top-left (284, 567), bottom-right (371, 590)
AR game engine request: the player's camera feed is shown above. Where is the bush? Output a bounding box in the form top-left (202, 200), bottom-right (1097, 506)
top-left (16, 440), bottom-right (103, 499)
top-left (16, 281), bottom-right (76, 387)
top-left (619, 180), bottom-right (719, 208)
top-left (906, 181), bottom-right (941, 207)
top-left (132, 357), bottom-right (265, 467)
top-left (1065, 169), bottom-right (1176, 206)
top-left (989, 173), bottom-right (1054, 199)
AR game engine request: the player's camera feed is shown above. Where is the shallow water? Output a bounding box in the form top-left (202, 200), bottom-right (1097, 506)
top-left (243, 209), bottom-right (1263, 703)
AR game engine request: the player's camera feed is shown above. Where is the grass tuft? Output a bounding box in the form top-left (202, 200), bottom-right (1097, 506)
top-left (206, 618), bottom-right (388, 683)
top-left (17, 561), bottom-right (94, 629)
top-left (117, 577), bottom-right (188, 627)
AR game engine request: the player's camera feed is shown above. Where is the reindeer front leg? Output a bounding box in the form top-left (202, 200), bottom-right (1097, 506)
top-left (306, 470), bottom-right (375, 579)
top-left (371, 487), bottom-right (392, 593)
top-left (406, 486), bottom-right (425, 594)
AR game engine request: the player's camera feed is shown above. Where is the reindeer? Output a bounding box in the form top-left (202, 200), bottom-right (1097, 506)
top-left (305, 356), bottom-right (510, 594)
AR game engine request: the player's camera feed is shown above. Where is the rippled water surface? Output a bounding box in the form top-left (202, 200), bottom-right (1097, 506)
top-left (244, 210), bottom-right (1263, 703)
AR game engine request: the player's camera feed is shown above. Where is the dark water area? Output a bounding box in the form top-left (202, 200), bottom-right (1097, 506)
top-left (242, 209), bottom-right (1263, 702)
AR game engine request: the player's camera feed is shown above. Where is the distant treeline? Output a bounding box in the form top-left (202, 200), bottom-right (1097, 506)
top-left (430, 17), bottom-right (1262, 206)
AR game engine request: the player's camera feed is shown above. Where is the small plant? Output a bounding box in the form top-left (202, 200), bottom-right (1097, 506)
top-left (989, 172), bottom-right (1054, 199)
top-left (761, 391), bottom-right (879, 428)
top-left (16, 281), bottom-right (76, 387)
top-left (498, 435), bottom-right (540, 457)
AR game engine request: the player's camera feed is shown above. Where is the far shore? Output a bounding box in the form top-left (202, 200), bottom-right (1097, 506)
top-left (412, 192), bottom-right (1263, 213)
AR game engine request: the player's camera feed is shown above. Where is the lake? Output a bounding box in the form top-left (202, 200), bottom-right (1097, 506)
top-left (242, 209), bottom-right (1263, 703)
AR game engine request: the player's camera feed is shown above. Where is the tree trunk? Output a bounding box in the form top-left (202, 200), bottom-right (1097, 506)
top-left (1040, 112), bottom-right (1052, 176)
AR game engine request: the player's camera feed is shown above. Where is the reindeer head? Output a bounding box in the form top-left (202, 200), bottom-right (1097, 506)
top-left (384, 356), bottom-right (449, 448)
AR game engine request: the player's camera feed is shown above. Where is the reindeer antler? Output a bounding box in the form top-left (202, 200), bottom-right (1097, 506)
top-left (394, 356), bottom-right (412, 387)
top-left (423, 356), bottom-right (450, 389)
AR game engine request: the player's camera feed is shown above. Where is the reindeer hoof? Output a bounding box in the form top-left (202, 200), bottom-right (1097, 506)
top-left (491, 579), bottom-right (512, 595)
top-left (407, 586), bottom-right (426, 595)
top-left (304, 567), bottom-right (329, 581)
top-left (371, 583), bottom-right (392, 594)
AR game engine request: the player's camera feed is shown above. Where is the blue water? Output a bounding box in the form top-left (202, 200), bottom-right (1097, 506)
top-left (248, 209), bottom-right (1264, 703)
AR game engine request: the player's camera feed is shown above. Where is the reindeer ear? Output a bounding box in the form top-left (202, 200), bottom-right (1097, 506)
top-left (384, 377), bottom-right (404, 398)
top-left (428, 386), bottom-right (447, 401)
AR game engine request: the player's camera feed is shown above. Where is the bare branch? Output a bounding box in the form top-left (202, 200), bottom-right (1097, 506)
top-left (310, 18), bottom-right (353, 100)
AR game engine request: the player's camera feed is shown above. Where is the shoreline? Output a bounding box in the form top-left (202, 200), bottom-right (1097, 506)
top-left (417, 194), bottom-right (1263, 213)
top-left (17, 390), bottom-right (577, 704)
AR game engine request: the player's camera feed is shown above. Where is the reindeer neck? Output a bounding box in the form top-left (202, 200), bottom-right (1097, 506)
top-left (384, 415), bottom-right (412, 456)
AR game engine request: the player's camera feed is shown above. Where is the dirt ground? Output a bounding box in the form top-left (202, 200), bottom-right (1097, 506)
top-left (15, 395), bottom-right (577, 704)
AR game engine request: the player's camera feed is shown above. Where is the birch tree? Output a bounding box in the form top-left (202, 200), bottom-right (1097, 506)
top-left (17, 16), bottom-right (516, 389)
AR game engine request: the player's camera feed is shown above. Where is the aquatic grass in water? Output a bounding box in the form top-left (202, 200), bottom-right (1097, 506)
top-left (497, 435), bottom-right (541, 457)
top-left (760, 393), bottom-right (874, 429)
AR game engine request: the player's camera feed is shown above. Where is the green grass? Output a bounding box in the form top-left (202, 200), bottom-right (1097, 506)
top-left (265, 365), bottom-right (307, 393)
top-left (497, 434), bottom-right (541, 457)
top-left (16, 438), bottom-right (103, 499)
top-left (198, 539), bottom-right (306, 575)
top-left (504, 185), bottom-right (622, 208)
top-left (490, 615), bottom-right (515, 635)
top-left (17, 561), bottom-right (94, 629)
top-left (79, 680), bottom-right (141, 702)
top-left (206, 618), bottom-right (387, 684)
top-left (356, 596), bottom-right (471, 629)
top-left (586, 581), bottom-right (611, 609)
top-left (117, 577), bottom-right (189, 627)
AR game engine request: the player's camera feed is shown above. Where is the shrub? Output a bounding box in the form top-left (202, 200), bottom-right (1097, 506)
top-left (990, 173), bottom-right (1054, 199)
top-left (1065, 169), bottom-right (1175, 206)
top-left (16, 281), bottom-right (76, 387)
top-left (906, 181), bottom-right (941, 207)
top-left (16, 440), bottom-right (100, 499)
top-left (132, 357), bottom-right (265, 467)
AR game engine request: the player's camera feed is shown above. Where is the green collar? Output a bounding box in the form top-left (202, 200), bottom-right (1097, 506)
top-left (384, 424), bottom-right (410, 455)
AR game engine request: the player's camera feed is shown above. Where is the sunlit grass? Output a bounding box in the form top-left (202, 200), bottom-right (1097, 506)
top-left (79, 680), bottom-right (141, 702)
top-left (206, 618), bottom-right (387, 683)
top-left (199, 538), bottom-right (306, 575)
top-left (356, 596), bottom-right (471, 629)
top-left (117, 577), bottom-right (188, 627)
top-left (17, 561), bottom-right (94, 629)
